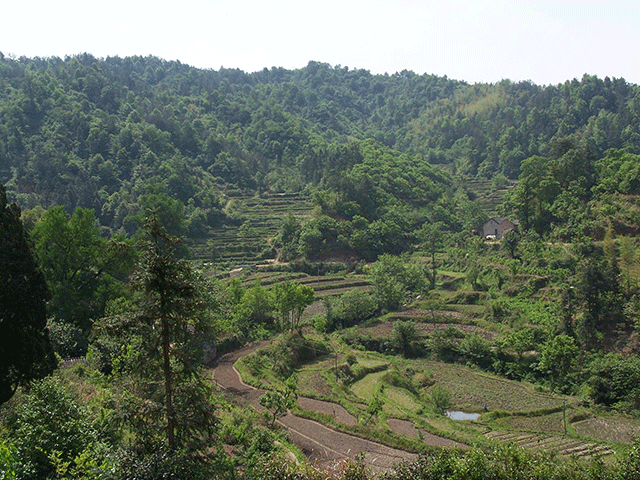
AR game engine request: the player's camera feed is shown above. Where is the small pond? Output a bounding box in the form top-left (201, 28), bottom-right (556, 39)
top-left (445, 410), bottom-right (481, 421)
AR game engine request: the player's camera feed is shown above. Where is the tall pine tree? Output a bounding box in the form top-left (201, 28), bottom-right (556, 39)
top-left (0, 184), bottom-right (56, 405)
top-left (98, 212), bottom-right (218, 450)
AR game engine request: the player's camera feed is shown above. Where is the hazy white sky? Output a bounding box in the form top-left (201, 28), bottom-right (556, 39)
top-left (3, 0), bottom-right (639, 86)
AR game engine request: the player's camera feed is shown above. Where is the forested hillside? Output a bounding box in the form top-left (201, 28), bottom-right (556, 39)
top-left (7, 53), bottom-right (640, 479)
top-left (1, 53), bottom-right (639, 247)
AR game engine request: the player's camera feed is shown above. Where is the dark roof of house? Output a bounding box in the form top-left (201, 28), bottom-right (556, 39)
top-left (484, 217), bottom-right (519, 226)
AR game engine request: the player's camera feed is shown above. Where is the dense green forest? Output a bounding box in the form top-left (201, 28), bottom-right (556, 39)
top-left (4, 53), bottom-right (640, 479)
top-left (2, 54), bottom-right (639, 245)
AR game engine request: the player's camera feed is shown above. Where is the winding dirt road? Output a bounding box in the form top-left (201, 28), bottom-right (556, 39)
top-left (210, 341), bottom-right (418, 472)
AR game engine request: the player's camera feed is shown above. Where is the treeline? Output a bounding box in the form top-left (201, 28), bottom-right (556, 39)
top-left (2, 54), bottom-right (639, 245)
top-left (406, 75), bottom-right (640, 178)
top-left (503, 143), bottom-right (640, 239)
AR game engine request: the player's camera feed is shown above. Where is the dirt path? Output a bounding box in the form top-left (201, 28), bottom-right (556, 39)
top-left (210, 341), bottom-right (418, 472)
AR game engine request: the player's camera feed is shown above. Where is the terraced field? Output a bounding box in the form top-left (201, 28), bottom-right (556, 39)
top-left (233, 269), bottom-right (372, 300)
top-left (463, 176), bottom-right (515, 216)
top-left (484, 430), bottom-right (615, 459)
top-left (189, 191), bottom-right (313, 267)
top-left (197, 183), bottom-right (625, 464)
top-left (295, 347), bottom-right (619, 460)
top-left (187, 190), bottom-right (375, 299)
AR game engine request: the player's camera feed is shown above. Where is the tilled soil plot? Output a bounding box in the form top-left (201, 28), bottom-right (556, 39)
top-left (297, 397), bottom-right (358, 426)
top-left (387, 418), bottom-right (468, 449)
top-left (210, 341), bottom-right (418, 471)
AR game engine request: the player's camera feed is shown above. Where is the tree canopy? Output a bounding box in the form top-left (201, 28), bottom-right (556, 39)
top-left (2, 54), bottom-right (639, 250)
top-left (96, 213), bottom-right (218, 450)
top-left (0, 184), bottom-right (56, 405)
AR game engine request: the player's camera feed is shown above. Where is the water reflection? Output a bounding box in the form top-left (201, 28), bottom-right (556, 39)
top-left (445, 410), bottom-right (481, 421)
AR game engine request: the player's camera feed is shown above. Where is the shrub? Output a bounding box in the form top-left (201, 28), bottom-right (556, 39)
top-left (459, 333), bottom-right (493, 368)
top-left (412, 371), bottom-right (435, 390)
top-left (258, 332), bottom-right (330, 378)
top-left (9, 377), bottom-right (98, 479)
top-left (430, 385), bottom-right (451, 414)
top-left (325, 290), bottom-right (378, 332)
top-left (116, 445), bottom-right (213, 480)
top-left (391, 321), bottom-right (424, 357)
top-left (47, 318), bottom-right (89, 357)
top-left (345, 353), bottom-right (358, 366)
top-left (381, 368), bottom-right (415, 393)
top-left (0, 440), bottom-right (17, 480)
top-left (586, 353), bottom-right (640, 409)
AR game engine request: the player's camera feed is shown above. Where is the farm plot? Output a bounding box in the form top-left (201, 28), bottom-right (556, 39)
top-left (421, 361), bottom-right (564, 413)
top-left (191, 192), bottom-right (313, 266)
top-left (485, 431), bottom-right (615, 458)
top-left (355, 317), bottom-right (496, 341)
top-left (343, 349), bottom-right (565, 416)
top-left (299, 276), bottom-right (371, 293)
top-left (297, 397), bottom-right (358, 426)
top-left (355, 353), bottom-right (389, 369)
top-left (228, 268), bottom-right (370, 299)
top-left (496, 410), bottom-right (567, 434)
top-left (572, 416), bottom-right (640, 444)
top-left (351, 370), bottom-right (386, 401)
top-left (384, 386), bottom-right (423, 414)
top-left (296, 363), bottom-right (336, 398)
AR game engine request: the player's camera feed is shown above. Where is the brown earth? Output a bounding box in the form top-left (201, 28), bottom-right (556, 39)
top-left (361, 315), bottom-right (498, 341)
top-left (573, 417), bottom-right (640, 444)
top-left (297, 397), bottom-right (358, 426)
top-left (387, 419), bottom-right (468, 449)
top-left (210, 341), bottom-right (419, 472)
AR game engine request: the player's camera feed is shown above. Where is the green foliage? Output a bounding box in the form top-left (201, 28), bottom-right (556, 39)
top-left (0, 440), bottom-right (17, 480)
top-left (276, 212), bottom-right (302, 261)
top-left (47, 317), bottom-right (89, 358)
top-left (324, 289), bottom-right (377, 331)
top-left (418, 222), bottom-right (444, 289)
top-left (369, 254), bottom-right (430, 311)
top-left (133, 184), bottom-right (187, 240)
top-left (586, 353), bottom-right (640, 409)
top-left (244, 332), bottom-right (329, 380)
top-left (0, 184), bottom-right (56, 406)
top-left (115, 445), bottom-right (214, 480)
top-left (233, 280), bottom-right (276, 336)
top-left (381, 367), bottom-right (415, 392)
top-left (391, 321), bottom-right (423, 358)
top-left (273, 281), bottom-right (315, 332)
top-left (365, 394), bottom-right (384, 424)
top-left (8, 376), bottom-right (98, 479)
top-left (31, 205), bottom-right (134, 336)
top-left (503, 143), bottom-right (640, 240)
top-left (3, 55), bottom-right (640, 265)
top-left (595, 149), bottom-right (640, 195)
top-left (221, 411), bottom-right (297, 475)
top-left (459, 333), bottom-right (492, 368)
top-left (574, 241), bottom-right (623, 348)
top-left (369, 255), bottom-right (407, 311)
top-left (95, 214), bottom-right (218, 450)
top-left (537, 334), bottom-right (579, 387)
top-left (430, 384), bottom-right (451, 414)
top-left (383, 444), bottom-right (623, 480)
top-left (242, 452), bottom-right (329, 480)
top-left (618, 440), bottom-right (640, 480)
top-left (50, 444), bottom-right (118, 480)
top-left (487, 296), bottom-right (561, 330)
top-left (259, 376), bottom-right (298, 427)
top-left (500, 229), bottom-right (520, 259)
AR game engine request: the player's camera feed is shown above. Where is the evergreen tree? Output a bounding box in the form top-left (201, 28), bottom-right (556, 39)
top-left (97, 213), bottom-right (218, 450)
top-left (0, 184), bottom-right (56, 405)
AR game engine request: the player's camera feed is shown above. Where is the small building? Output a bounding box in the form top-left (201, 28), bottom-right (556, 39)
top-left (483, 217), bottom-right (518, 240)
